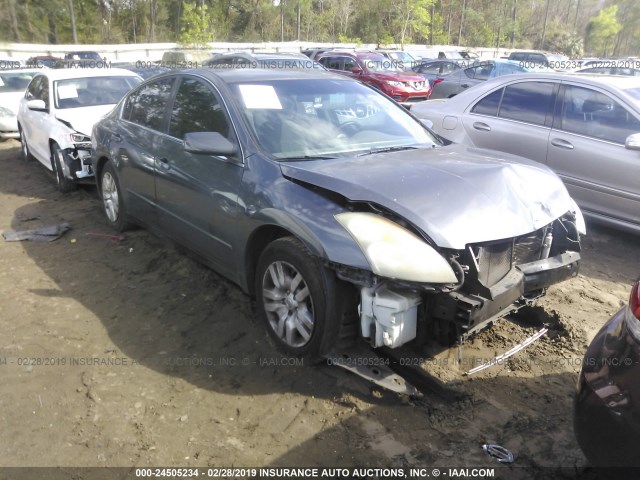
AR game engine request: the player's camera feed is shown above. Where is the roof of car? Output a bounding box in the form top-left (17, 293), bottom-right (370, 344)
top-left (34, 67), bottom-right (142, 81)
top-left (163, 67), bottom-right (347, 84)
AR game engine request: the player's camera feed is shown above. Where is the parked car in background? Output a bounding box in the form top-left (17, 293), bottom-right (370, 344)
top-left (301, 47), bottom-right (334, 60)
top-left (112, 62), bottom-right (171, 80)
top-left (26, 55), bottom-right (61, 68)
top-left (17, 68), bottom-right (141, 192)
top-left (160, 50), bottom-right (215, 66)
top-left (575, 66), bottom-right (640, 76)
top-left (316, 51), bottom-right (430, 104)
top-left (204, 52), bottom-right (325, 70)
top-left (64, 51), bottom-right (103, 61)
top-left (0, 69), bottom-right (41, 140)
top-left (574, 278), bottom-right (640, 469)
top-left (411, 73), bottom-right (640, 233)
top-left (91, 68), bottom-right (583, 359)
top-left (429, 59), bottom-right (528, 99)
top-left (375, 50), bottom-right (418, 70)
top-left (411, 60), bottom-right (463, 86)
top-left (507, 51), bottom-right (570, 70)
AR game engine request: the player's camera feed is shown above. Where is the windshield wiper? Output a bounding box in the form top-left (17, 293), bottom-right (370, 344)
top-left (357, 145), bottom-right (421, 157)
top-left (278, 155), bottom-right (338, 161)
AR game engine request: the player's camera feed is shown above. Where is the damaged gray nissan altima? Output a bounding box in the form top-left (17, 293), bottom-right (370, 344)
top-left (91, 68), bottom-right (584, 358)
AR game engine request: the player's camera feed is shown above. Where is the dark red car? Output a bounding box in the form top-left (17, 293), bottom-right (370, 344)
top-left (574, 278), bottom-right (640, 472)
top-left (316, 51), bottom-right (430, 104)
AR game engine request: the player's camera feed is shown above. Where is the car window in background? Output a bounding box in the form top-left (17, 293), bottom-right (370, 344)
top-left (0, 72), bottom-right (38, 93)
top-left (471, 64), bottom-right (494, 81)
top-left (169, 77), bottom-right (229, 140)
top-left (498, 82), bottom-right (555, 125)
top-left (123, 78), bottom-right (174, 131)
top-left (560, 84), bottom-right (640, 144)
top-left (418, 62), bottom-right (442, 74)
top-left (471, 88), bottom-right (503, 116)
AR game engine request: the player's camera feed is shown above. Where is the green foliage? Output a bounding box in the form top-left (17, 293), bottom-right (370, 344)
top-left (545, 32), bottom-right (584, 58)
top-left (0, 0), bottom-right (639, 58)
top-left (179, 1), bottom-right (213, 48)
top-left (586, 5), bottom-right (622, 56)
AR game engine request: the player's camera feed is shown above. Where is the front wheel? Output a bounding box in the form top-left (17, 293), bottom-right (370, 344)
top-left (51, 142), bottom-right (77, 193)
top-left (255, 237), bottom-right (352, 360)
top-left (99, 161), bottom-right (132, 232)
top-left (19, 125), bottom-right (33, 162)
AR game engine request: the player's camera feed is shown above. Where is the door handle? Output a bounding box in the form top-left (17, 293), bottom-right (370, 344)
top-left (158, 157), bottom-right (170, 170)
top-left (461, 84), bottom-right (469, 88)
top-left (550, 138), bottom-right (574, 150)
top-left (472, 122), bottom-right (491, 132)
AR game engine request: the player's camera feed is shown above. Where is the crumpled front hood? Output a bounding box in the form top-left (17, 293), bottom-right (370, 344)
top-left (55, 105), bottom-right (116, 136)
top-left (280, 144), bottom-right (575, 249)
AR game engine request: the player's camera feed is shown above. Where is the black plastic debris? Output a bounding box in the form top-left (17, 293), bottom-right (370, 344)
top-left (2, 223), bottom-right (72, 242)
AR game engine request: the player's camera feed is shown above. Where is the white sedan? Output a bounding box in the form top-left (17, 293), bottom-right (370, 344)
top-left (17, 68), bottom-right (141, 192)
top-left (0, 69), bottom-right (41, 140)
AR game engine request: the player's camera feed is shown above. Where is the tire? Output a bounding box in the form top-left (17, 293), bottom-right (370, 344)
top-left (50, 142), bottom-right (77, 193)
top-left (19, 125), bottom-right (33, 162)
top-left (255, 237), bottom-right (356, 360)
top-left (99, 161), bottom-right (132, 232)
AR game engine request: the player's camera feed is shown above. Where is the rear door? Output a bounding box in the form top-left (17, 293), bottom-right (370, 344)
top-left (154, 75), bottom-right (244, 276)
top-left (117, 76), bottom-right (176, 221)
top-left (461, 80), bottom-right (557, 164)
top-left (547, 83), bottom-right (640, 224)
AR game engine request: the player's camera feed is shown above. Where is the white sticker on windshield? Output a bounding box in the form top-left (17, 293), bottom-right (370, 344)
top-left (239, 85), bottom-right (282, 109)
top-left (57, 85), bottom-right (78, 99)
top-left (0, 77), bottom-right (4, 87)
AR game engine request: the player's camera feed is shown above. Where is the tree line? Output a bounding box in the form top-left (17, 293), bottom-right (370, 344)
top-left (2, 0), bottom-right (640, 57)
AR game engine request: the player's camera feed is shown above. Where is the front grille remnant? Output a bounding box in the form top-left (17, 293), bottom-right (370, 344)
top-left (472, 228), bottom-right (547, 288)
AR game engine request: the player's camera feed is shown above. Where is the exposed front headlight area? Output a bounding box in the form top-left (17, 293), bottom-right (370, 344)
top-left (56, 132), bottom-right (94, 180)
top-left (333, 209), bottom-right (582, 349)
top-left (335, 212), bottom-right (458, 284)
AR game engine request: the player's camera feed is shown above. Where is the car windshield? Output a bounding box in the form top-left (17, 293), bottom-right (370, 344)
top-left (230, 78), bottom-right (438, 159)
top-left (54, 76), bottom-right (141, 109)
top-left (0, 71), bottom-right (38, 93)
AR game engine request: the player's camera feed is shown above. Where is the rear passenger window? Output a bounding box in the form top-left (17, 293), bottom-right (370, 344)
top-left (560, 85), bottom-right (640, 144)
top-left (168, 77), bottom-right (229, 140)
top-left (472, 88), bottom-right (503, 116)
top-left (498, 82), bottom-right (555, 125)
top-left (123, 78), bottom-right (174, 131)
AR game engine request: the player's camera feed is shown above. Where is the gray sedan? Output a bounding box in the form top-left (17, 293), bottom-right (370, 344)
top-left (91, 69), bottom-right (583, 359)
top-left (429, 59), bottom-right (528, 99)
top-left (411, 73), bottom-right (640, 233)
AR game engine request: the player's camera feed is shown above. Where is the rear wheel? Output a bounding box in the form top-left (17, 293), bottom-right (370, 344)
top-left (50, 142), bottom-right (77, 193)
top-left (255, 237), bottom-right (357, 360)
top-left (99, 161), bottom-right (132, 232)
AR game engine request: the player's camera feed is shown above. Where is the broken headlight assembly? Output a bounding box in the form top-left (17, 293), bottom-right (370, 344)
top-left (335, 212), bottom-right (457, 284)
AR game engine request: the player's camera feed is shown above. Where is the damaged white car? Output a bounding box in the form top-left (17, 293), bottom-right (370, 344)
top-left (17, 68), bottom-right (141, 192)
top-left (91, 69), bottom-right (584, 358)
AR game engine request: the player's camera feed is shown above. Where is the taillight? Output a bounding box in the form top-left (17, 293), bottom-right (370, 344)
top-left (630, 280), bottom-right (640, 320)
top-left (432, 78), bottom-right (444, 86)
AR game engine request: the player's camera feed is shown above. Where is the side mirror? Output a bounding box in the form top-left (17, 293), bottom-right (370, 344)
top-left (27, 99), bottom-right (46, 111)
top-left (184, 131), bottom-right (236, 156)
top-left (351, 66), bottom-right (364, 74)
top-left (420, 118), bottom-right (434, 129)
top-left (625, 133), bottom-right (640, 151)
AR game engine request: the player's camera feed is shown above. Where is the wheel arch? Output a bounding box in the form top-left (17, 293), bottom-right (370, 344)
top-left (244, 212), bottom-right (335, 295)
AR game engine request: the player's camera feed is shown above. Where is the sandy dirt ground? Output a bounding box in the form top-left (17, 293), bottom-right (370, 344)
top-left (0, 139), bottom-right (638, 479)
